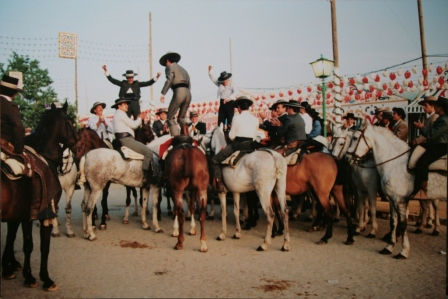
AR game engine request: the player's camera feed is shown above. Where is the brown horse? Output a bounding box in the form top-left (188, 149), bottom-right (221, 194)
top-left (164, 136), bottom-right (209, 252)
top-left (285, 152), bottom-right (355, 245)
top-left (1, 102), bottom-right (77, 291)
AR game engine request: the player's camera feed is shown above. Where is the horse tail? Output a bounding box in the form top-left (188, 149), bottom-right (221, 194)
top-left (184, 148), bottom-right (195, 178)
top-left (271, 150), bottom-right (287, 213)
top-left (78, 154), bottom-right (87, 185)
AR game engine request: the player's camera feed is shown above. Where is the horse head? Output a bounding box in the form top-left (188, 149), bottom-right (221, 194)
top-left (135, 121), bottom-right (155, 145)
top-left (330, 130), bottom-right (354, 161)
top-left (210, 124), bottom-right (227, 155)
top-left (346, 123), bottom-right (372, 164)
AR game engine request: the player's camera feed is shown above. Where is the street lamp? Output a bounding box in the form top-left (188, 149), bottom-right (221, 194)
top-left (310, 55), bottom-right (334, 137)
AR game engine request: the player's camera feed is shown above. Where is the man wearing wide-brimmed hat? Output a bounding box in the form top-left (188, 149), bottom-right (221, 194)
top-left (267, 99), bottom-right (289, 146)
top-left (392, 107), bottom-right (408, 142)
top-left (112, 97), bottom-right (158, 187)
top-left (413, 96), bottom-right (439, 146)
top-left (152, 108), bottom-right (169, 137)
top-left (276, 100), bottom-right (307, 155)
top-left (412, 96), bottom-right (448, 195)
top-left (88, 101), bottom-right (113, 144)
top-left (211, 96), bottom-right (259, 181)
top-left (102, 65), bottom-right (161, 120)
top-left (187, 110), bottom-right (206, 142)
top-left (159, 52), bottom-right (191, 136)
top-left (0, 73), bottom-right (25, 154)
top-left (208, 65), bottom-right (235, 129)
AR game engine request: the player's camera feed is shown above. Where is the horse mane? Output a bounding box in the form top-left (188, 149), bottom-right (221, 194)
top-left (26, 108), bottom-right (65, 150)
top-left (368, 125), bottom-right (410, 152)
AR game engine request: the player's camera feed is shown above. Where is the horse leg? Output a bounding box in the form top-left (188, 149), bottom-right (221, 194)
top-left (256, 192), bottom-right (275, 251)
top-left (64, 188), bottom-right (76, 237)
top-left (332, 184), bottom-right (355, 245)
top-left (150, 185), bottom-right (163, 233)
top-left (39, 219), bottom-right (57, 291)
top-left (173, 191), bottom-right (185, 250)
top-left (131, 187), bottom-right (138, 216)
top-left (123, 186), bottom-right (131, 224)
top-left (187, 192), bottom-right (196, 236)
top-left (394, 200), bottom-right (410, 259)
top-left (2, 221), bottom-right (21, 279)
top-left (380, 201), bottom-right (397, 255)
top-left (198, 189), bottom-right (208, 252)
top-left (82, 187), bottom-right (102, 241)
top-left (20, 220), bottom-right (37, 287)
top-left (207, 190), bottom-right (215, 220)
top-left (140, 187), bottom-right (151, 230)
top-left (366, 185), bottom-right (378, 238)
top-left (216, 191), bottom-right (227, 241)
top-left (431, 199), bottom-right (440, 236)
top-left (99, 182), bottom-right (111, 229)
top-left (232, 192), bottom-right (242, 239)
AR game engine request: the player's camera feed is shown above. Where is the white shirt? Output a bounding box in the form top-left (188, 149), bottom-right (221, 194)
top-left (88, 114), bottom-right (113, 139)
top-left (113, 109), bottom-right (141, 137)
top-left (300, 112), bottom-right (313, 134)
top-left (209, 72), bottom-right (234, 100)
top-left (229, 110), bottom-right (259, 141)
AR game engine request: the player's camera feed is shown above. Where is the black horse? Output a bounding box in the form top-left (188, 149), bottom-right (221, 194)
top-left (1, 102), bottom-right (77, 291)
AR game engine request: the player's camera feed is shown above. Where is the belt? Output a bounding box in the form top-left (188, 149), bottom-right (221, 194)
top-left (172, 83), bottom-right (189, 90)
top-left (286, 140), bottom-right (303, 149)
top-left (115, 132), bottom-right (133, 139)
top-left (234, 137), bottom-right (253, 142)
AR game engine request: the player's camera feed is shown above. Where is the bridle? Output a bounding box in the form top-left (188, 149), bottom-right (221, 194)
top-left (330, 135), bottom-right (348, 160)
top-left (348, 127), bottom-right (410, 167)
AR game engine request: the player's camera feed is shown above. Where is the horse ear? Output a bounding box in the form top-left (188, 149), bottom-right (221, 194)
top-left (63, 101), bottom-right (68, 112)
top-left (51, 102), bottom-right (56, 110)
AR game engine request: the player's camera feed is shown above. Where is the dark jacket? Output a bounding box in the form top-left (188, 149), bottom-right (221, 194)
top-left (188, 121), bottom-right (206, 136)
top-left (152, 119), bottom-right (169, 137)
top-left (427, 114), bottom-right (448, 145)
top-left (106, 75), bottom-right (156, 100)
top-left (278, 113), bottom-right (307, 144)
top-left (269, 113), bottom-right (289, 143)
top-left (0, 96), bottom-right (25, 153)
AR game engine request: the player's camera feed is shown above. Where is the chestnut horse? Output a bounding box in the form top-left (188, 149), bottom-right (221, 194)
top-left (1, 102), bottom-right (77, 291)
top-left (285, 152), bottom-right (356, 245)
top-left (163, 136), bottom-right (209, 252)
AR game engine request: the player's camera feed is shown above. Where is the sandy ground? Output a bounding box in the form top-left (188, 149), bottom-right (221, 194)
top-left (1, 184), bottom-right (446, 298)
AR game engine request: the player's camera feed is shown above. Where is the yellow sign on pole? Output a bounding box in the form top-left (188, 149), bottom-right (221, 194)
top-left (58, 32), bottom-right (78, 59)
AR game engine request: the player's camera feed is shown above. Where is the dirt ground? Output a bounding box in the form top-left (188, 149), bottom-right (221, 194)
top-left (1, 184), bottom-right (446, 298)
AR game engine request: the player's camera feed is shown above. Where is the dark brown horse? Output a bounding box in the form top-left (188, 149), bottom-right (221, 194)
top-left (1, 102), bottom-right (77, 291)
top-left (285, 152), bottom-right (355, 245)
top-left (164, 137), bottom-right (209, 252)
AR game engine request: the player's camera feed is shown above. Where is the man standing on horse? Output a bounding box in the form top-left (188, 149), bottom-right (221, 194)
top-left (208, 65), bottom-right (235, 130)
top-left (211, 96), bottom-right (258, 181)
top-left (112, 97), bottom-right (159, 187)
top-left (88, 101), bottom-right (114, 148)
top-left (159, 52), bottom-right (191, 136)
top-left (102, 65), bottom-right (161, 120)
top-left (0, 74), bottom-right (25, 154)
top-left (412, 96), bottom-right (448, 195)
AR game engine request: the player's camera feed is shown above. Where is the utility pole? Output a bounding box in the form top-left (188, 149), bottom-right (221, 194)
top-left (417, 0), bottom-right (428, 81)
top-left (229, 37), bottom-right (233, 73)
top-left (330, 0), bottom-right (339, 68)
top-left (330, 0), bottom-right (343, 127)
top-left (149, 12), bottom-right (154, 103)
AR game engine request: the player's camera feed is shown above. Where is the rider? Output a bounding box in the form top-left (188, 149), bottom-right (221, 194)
top-left (267, 99), bottom-right (288, 147)
top-left (208, 65), bottom-right (235, 130)
top-left (211, 96), bottom-right (259, 181)
top-left (159, 52), bottom-right (191, 136)
top-left (412, 96), bottom-right (448, 195)
top-left (187, 110), bottom-right (207, 143)
top-left (88, 101), bottom-right (114, 147)
top-left (275, 100), bottom-right (307, 156)
top-left (0, 74), bottom-right (25, 154)
top-left (391, 107), bottom-right (408, 142)
top-left (112, 97), bottom-right (158, 187)
top-left (152, 108), bottom-right (170, 137)
top-left (413, 96), bottom-right (439, 146)
top-left (102, 65), bottom-right (161, 119)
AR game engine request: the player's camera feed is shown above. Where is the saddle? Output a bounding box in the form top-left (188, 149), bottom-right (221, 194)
top-left (161, 135), bottom-right (204, 160)
top-left (0, 139), bottom-right (33, 180)
top-left (408, 145), bottom-right (447, 172)
top-left (221, 148), bottom-right (255, 167)
top-left (112, 139), bottom-right (144, 160)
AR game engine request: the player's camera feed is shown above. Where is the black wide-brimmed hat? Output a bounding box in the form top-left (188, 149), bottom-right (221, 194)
top-left (0, 74), bottom-right (22, 92)
top-left (111, 97), bottom-right (132, 109)
top-left (218, 71), bottom-right (232, 82)
top-left (418, 95), bottom-right (437, 106)
top-left (269, 99), bottom-right (288, 110)
top-left (189, 110), bottom-right (199, 118)
top-left (155, 108), bottom-right (168, 115)
top-left (392, 107), bottom-right (406, 119)
top-left (434, 96), bottom-right (448, 112)
top-left (159, 52), bottom-right (181, 66)
top-left (342, 112), bottom-right (356, 120)
top-left (235, 96), bottom-right (253, 107)
top-left (122, 70), bottom-right (137, 78)
top-left (90, 101), bottom-right (106, 114)
top-left (284, 100), bottom-right (301, 109)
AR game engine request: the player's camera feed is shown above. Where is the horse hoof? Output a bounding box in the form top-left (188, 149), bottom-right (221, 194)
top-left (132, 212), bottom-right (138, 217)
top-left (232, 234), bottom-right (240, 239)
top-left (393, 253), bottom-right (407, 259)
top-left (414, 229), bottom-right (423, 234)
top-left (99, 224), bottom-right (107, 230)
top-left (2, 272), bottom-right (16, 280)
top-left (155, 228), bottom-right (164, 233)
top-left (142, 225), bottom-right (151, 230)
top-left (344, 239), bottom-right (354, 245)
top-left (174, 244), bottom-right (183, 250)
top-left (43, 283), bottom-right (58, 292)
top-left (171, 233), bottom-right (179, 238)
top-left (424, 224), bottom-right (433, 229)
top-left (281, 245), bottom-right (290, 252)
top-left (51, 232), bottom-right (60, 237)
top-left (316, 239), bottom-right (327, 245)
top-left (379, 248), bottom-right (392, 255)
top-left (431, 231), bottom-right (439, 236)
top-left (256, 246), bottom-right (265, 251)
top-left (366, 234), bottom-right (376, 239)
top-left (25, 280), bottom-right (38, 288)
top-left (354, 231), bottom-right (360, 236)
top-left (66, 233), bottom-right (75, 238)
top-left (122, 219), bottom-right (129, 224)
top-left (105, 215), bottom-right (111, 221)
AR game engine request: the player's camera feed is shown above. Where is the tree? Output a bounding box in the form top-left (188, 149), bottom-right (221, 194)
top-left (0, 52), bottom-right (77, 129)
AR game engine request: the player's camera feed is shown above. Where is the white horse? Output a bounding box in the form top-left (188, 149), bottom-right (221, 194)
top-left (209, 126), bottom-right (290, 251)
top-left (77, 135), bottom-right (172, 240)
top-left (346, 124), bottom-right (413, 258)
top-left (330, 130), bottom-right (380, 238)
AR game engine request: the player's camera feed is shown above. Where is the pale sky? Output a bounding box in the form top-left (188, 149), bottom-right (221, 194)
top-left (1, 0), bottom-right (447, 116)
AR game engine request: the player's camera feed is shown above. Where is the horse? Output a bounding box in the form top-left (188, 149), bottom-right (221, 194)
top-left (78, 133), bottom-right (169, 240)
top-left (1, 102), bottom-right (77, 291)
top-left (163, 137), bottom-right (209, 252)
top-left (209, 125), bottom-right (290, 251)
top-left (346, 123), bottom-right (414, 259)
top-left (330, 130), bottom-right (380, 238)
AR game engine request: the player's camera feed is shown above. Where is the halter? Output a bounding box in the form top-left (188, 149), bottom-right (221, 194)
top-left (59, 148), bottom-right (75, 175)
top-left (348, 127), bottom-right (410, 167)
top-left (330, 135), bottom-right (348, 160)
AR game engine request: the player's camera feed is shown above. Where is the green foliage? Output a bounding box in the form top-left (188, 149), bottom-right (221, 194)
top-left (0, 52), bottom-right (77, 129)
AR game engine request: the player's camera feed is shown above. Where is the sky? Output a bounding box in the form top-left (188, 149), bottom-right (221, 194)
top-left (1, 0), bottom-right (448, 116)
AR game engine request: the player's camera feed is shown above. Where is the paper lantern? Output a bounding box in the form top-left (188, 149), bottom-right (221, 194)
top-left (423, 79), bottom-right (429, 86)
top-left (387, 89), bottom-right (393, 96)
top-left (317, 85), bottom-right (322, 91)
top-left (288, 90), bottom-right (293, 96)
top-left (297, 88), bottom-right (302, 94)
top-left (270, 93), bottom-right (275, 99)
top-left (436, 66), bottom-right (444, 75)
top-left (382, 83), bottom-right (388, 90)
top-left (262, 95), bottom-right (266, 100)
top-left (394, 82), bottom-right (400, 90)
top-left (328, 82), bottom-right (334, 89)
top-left (407, 81), bottom-right (414, 88)
top-left (376, 90), bottom-right (383, 97)
top-left (355, 94), bottom-right (361, 101)
top-left (369, 85), bottom-right (375, 92)
top-left (412, 66), bottom-right (418, 74)
top-left (404, 70), bottom-right (411, 79)
top-left (349, 77), bottom-right (355, 85)
top-left (438, 76), bottom-right (445, 86)
top-left (279, 92), bottom-right (284, 97)
top-left (422, 69), bottom-right (428, 77)
top-left (374, 74), bottom-right (381, 82)
top-left (339, 81), bottom-right (344, 88)
top-left (307, 86), bottom-right (312, 93)
top-left (362, 76), bottom-right (369, 84)
top-left (389, 72), bottom-right (396, 81)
